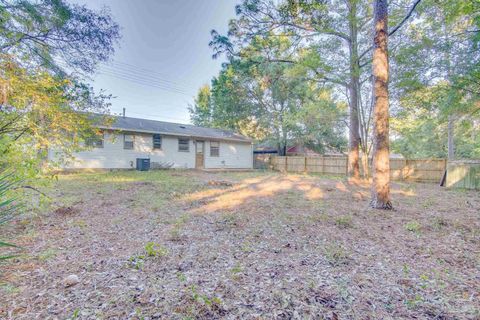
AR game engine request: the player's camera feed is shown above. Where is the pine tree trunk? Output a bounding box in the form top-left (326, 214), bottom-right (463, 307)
top-left (347, 0), bottom-right (361, 180)
top-left (447, 115), bottom-right (455, 160)
top-left (370, 0), bottom-right (392, 210)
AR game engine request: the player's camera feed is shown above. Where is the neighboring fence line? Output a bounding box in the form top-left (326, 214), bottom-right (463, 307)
top-left (254, 154), bottom-right (447, 183)
top-left (446, 160), bottom-right (480, 189)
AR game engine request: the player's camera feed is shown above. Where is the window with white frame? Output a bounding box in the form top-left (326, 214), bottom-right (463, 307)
top-left (124, 134), bottom-right (134, 150)
top-left (178, 138), bottom-right (189, 152)
top-left (210, 141), bottom-right (219, 157)
top-left (153, 134), bottom-right (162, 149)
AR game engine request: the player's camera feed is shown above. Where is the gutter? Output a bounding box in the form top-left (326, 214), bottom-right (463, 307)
top-left (97, 126), bottom-right (253, 144)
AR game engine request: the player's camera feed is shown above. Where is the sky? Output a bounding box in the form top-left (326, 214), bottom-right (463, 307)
top-left (75, 0), bottom-right (238, 124)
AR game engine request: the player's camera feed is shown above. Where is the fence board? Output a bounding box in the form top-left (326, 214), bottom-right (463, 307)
top-left (253, 154), bottom-right (273, 169)
top-left (446, 160), bottom-right (480, 189)
top-left (268, 155), bottom-right (446, 183)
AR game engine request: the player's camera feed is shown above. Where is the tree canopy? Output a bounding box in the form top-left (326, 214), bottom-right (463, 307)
top-left (191, 0), bottom-right (480, 163)
top-left (0, 0), bottom-right (120, 179)
top-left (191, 35), bottom-right (347, 155)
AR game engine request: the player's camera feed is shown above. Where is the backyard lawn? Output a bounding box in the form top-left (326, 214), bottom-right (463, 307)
top-left (1, 170), bottom-right (479, 319)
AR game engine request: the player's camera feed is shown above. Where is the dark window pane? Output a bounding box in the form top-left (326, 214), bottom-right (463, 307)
top-left (124, 134), bottom-right (134, 150)
top-left (210, 141), bottom-right (219, 157)
top-left (178, 139), bottom-right (189, 152)
top-left (153, 134), bottom-right (162, 149)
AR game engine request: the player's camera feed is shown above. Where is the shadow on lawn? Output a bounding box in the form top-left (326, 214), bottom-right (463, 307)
top-left (183, 174), bottom-right (418, 213)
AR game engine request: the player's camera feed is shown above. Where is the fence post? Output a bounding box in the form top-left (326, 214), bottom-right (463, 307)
top-left (404, 159), bottom-right (409, 181)
top-left (345, 155), bottom-right (349, 175)
top-left (285, 156), bottom-right (288, 173)
top-left (304, 156), bottom-right (308, 173)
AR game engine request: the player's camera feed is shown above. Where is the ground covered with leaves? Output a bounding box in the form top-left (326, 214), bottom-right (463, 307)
top-left (1, 170), bottom-right (479, 319)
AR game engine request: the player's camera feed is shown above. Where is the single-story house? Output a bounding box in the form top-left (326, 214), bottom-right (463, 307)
top-left (48, 114), bottom-right (253, 170)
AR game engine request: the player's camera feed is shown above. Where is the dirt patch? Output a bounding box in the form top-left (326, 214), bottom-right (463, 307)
top-left (1, 170), bottom-right (479, 319)
top-left (207, 180), bottom-right (234, 187)
top-left (53, 206), bottom-right (79, 215)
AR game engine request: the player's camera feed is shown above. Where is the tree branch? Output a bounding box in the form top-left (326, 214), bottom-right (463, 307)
top-left (358, 0), bottom-right (423, 63)
top-left (389, 0), bottom-right (423, 36)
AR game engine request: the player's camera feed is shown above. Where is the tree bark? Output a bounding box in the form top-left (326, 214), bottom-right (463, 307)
top-left (347, 0), bottom-right (361, 180)
top-left (447, 115), bottom-right (455, 160)
top-left (370, 0), bottom-right (392, 209)
top-left (361, 149), bottom-right (369, 178)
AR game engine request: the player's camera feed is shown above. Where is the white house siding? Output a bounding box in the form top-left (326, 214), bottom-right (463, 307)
top-left (49, 131), bottom-right (195, 169)
top-left (49, 131), bottom-right (252, 169)
top-left (204, 140), bottom-right (253, 169)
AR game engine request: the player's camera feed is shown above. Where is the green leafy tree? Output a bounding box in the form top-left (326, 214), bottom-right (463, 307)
top-left (0, 0), bottom-right (119, 251)
top-left (390, 0), bottom-right (480, 159)
top-left (189, 85), bottom-right (213, 127)
top-left (192, 35), bottom-right (347, 154)
top-left (0, 0), bottom-right (120, 179)
top-left (210, 0), bottom-right (423, 178)
top-left (0, 0), bottom-right (119, 73)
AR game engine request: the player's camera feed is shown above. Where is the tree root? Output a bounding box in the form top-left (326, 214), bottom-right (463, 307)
top-left (370, 198), bottom-right (394, 210)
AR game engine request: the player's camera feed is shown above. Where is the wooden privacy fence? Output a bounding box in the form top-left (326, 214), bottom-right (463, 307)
top-left (269, 155), bottom-right (447, 183)
top-left (446, 160), bottom-right (480, 189)
top-left (272, 156), bottom-right (348, 175)
top-left (253, 154), bottom-right (273, 170)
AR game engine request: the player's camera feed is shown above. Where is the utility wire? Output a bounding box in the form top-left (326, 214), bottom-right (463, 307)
top-left (57, 59), bottom-right (196, 97)
top-left (97, 68), bottom-right (188, 93)
top-left (99, 63), bottom-right (193, 91)
top-left (98, 69), bottom-right (191, 96)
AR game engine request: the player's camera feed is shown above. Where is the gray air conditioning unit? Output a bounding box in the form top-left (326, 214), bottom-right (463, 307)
top-left (136, 158), bottom-right (150, 171)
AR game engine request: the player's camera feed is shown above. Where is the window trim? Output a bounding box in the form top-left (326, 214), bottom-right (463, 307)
top-left (152, 134), bottom-right (162, 149)
top-left (123, 133), bottom-right (134, 150)
top-left (210, 141), bottom-right (220, 157)
top-left (178, 138), bottom-right (190, 152)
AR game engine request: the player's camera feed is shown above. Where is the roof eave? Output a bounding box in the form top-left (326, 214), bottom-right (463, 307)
top-left (97, 125), bottom-right (252, 143)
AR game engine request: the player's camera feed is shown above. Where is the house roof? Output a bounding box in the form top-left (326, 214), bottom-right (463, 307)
top-left (96, 114), bottom-right (252, 143)
top-left (286, 145), bottom-right (320, 156)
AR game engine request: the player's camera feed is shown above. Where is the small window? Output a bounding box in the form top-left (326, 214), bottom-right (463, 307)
top-left (124, 134), bottom-right (134, 150)
top-left (210, 141), bottom-right (219, 157)
top-left (85, 132), bottom-right (104, 148)
top-left (178, 138), bottom-right (189, 152)
top-left (153, 134), bottom-right (162, 149)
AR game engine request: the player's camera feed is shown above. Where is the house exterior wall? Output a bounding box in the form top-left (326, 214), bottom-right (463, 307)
top-left (204, 140), bottom-right (253, 169)
top-left (48, 130), bottom-right (252, 169)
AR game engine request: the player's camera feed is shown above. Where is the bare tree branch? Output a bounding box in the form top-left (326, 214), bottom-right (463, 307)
top-left (358, 0), bottom-right (423, 64)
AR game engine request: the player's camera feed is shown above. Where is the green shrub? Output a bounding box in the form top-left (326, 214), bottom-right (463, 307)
top-left (144, 242), bottom-right (168, 257)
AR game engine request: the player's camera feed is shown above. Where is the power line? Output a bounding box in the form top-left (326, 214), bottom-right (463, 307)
top-left (97, 70), bottom-right (192, 96)
top-left (124, 100), bottom-right (191, 110)
top-left (97, 68), bottom-right (189, 93)
top-left (103, 60), bottom-right (199, 88)
top-left (131, 101), bottom-right (192, 112)
top-left (109, 61), bottom-right (172, 79)
top-left (56, 59), bottom-right (198, 97)
top-left (99, 64), bottom-right (193, 92)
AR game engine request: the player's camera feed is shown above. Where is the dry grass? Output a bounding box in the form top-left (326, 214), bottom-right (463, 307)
top-left (0, 170), bottom-right (479, 319)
